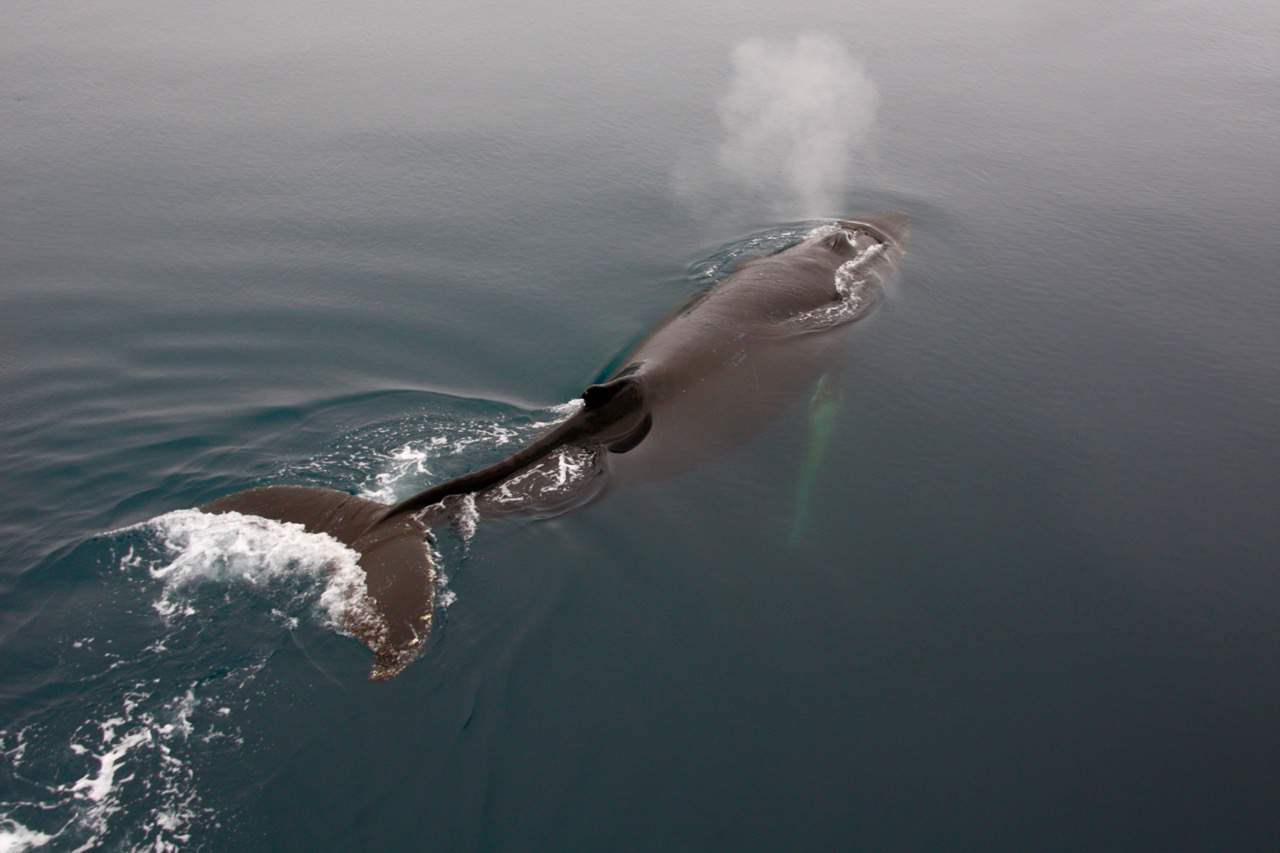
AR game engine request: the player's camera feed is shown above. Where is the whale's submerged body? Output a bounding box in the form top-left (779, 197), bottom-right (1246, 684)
top-left (201, 216), bottom-right (908, 679)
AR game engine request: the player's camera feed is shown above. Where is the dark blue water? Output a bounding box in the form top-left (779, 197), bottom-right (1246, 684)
top-left (3, 2), bottom-right (1279, 850)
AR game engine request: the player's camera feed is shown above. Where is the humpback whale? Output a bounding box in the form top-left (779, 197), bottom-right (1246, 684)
top-left (201, 216), bottom-right (908, 679)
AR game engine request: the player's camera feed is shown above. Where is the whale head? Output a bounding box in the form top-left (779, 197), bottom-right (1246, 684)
top-left (840, 212), bottom-right (910, 251)
top-left (779, 213), bottom-right (909, 331)
top-left (802, 213), bottom-right (908, 273)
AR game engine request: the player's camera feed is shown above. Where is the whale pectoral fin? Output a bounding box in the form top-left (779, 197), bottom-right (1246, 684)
top-left (608, 412), bottom-right (652, 453)
top-left (202, 485), bottom-right (437, 681)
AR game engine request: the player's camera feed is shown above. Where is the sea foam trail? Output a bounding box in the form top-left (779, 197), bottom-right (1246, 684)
top-left (0, 822), bottom-right (53, 852)
top-left (1, 680), bottom-right (227, 852)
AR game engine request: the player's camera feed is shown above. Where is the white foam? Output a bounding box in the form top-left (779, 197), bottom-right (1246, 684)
top-left (454, 493), bottom-right (480, 544)
top-left (844, 241), bottom-right (884, 272)
top-left (137, 509), bottom-right (377, 640)
top-left (486, 445), bottom-right (600, 506)
top-left (3, 643), bottom-right (264, 849)
top-left (359, 399), bottom-right (585, 505)
top-left (269, 608), bottom-right (299, 630)
top-left (1, 728), bottom-right (29, 768)
top-left (70, 728), bottom-right (151, 805)
top-left (0, 821), bottom-right (54, 852)
top-left (362, 443), bottom-right (433, 503)
top-left (787, 243), bottom-right (887, 332)
top-left (36, 681), bottom-right (217, 852)
top-left (546, 398), bottom-right (585, 417)
top-left (157, 690), bottom-right (197, 741)
top-left (552, 446), bottom-right (595, 488)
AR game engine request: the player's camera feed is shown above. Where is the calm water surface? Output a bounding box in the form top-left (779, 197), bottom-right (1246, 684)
top-left (2, 1), bottom-right (1278, 849)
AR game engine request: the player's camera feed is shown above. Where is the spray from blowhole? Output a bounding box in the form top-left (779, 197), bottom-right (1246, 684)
top-left (684, 32), bottom-right (880, 222)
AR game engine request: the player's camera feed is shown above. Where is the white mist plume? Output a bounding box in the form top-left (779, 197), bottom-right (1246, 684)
top-left (713, 33), bottom-right (879, 219)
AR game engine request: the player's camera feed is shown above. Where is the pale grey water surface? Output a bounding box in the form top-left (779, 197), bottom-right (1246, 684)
top-left (2, 1), bottom-right (1279, 850)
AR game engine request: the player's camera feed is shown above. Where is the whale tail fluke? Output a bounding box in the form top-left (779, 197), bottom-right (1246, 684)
top-left (197, 374), bottom-right (650, 679)
top-left (200, 485), bottom-right (436, 680)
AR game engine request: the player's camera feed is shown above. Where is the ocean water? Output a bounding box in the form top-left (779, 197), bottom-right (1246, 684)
top-left (3, 1), bottom-right (1279, 850)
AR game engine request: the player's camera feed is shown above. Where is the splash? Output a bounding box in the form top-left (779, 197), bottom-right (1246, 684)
top-left (135, 509), bottom-right (382, 644)
top-left (6, 393), bottom-right (613, 849)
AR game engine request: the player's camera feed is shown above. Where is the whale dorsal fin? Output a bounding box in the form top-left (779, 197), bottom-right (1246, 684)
top-left (582, 373), bottom-right (640, 409)
top-left (583, 370), bottom-right (650, 453)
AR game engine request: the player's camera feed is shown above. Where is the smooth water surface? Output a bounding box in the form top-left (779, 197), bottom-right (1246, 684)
top-left (3, 1), bottom-right (1278, 849)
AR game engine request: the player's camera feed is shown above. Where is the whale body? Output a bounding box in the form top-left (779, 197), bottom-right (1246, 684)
top-left (201, 216), bottom-right (908, 679)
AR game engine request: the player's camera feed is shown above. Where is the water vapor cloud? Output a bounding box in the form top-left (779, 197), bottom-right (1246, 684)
top-left (681, 33), bottom-right (879, 221)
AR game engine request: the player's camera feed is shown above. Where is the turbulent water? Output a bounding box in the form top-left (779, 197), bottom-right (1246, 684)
top-left (3, 1), bottom-right (1278, 850)
top-left (0, 395), bottom-right (594, 850)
